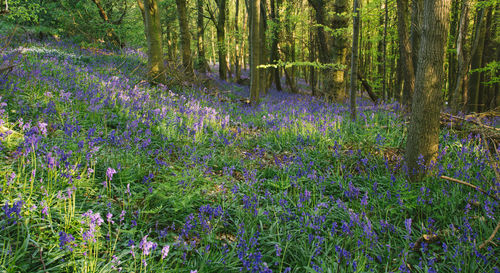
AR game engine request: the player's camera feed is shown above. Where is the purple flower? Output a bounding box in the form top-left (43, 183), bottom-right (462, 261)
top-left (106, 167), bottom-right (117, 180)
top-left (107, 212), bottom-right (114, 224)
top-left (405, 218), bottom-right (412, 236)
top-left (139, 235), bottom-right (157, 256)
top-left (59, 231), bottom-right (75, 251)
top-left (161, 245), bottom-right (170, 259)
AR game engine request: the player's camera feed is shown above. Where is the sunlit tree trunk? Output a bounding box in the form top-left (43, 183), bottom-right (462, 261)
top-left (350, 0), bottom-right (359, 121)
top-left (234, 0), bottom-right (241, 80)
top-left (270, 0), bottom-right (282, 91)
top-left (331, 0), bottom-right (349, 100)
top-left (144, 0), bottom-right (166, 84)
top-left (176, 0), bottom-right (193, 76)
top-left (405, 0), bottom-right (451, 177)
top-left (250, 0), bottom-right (262, 104)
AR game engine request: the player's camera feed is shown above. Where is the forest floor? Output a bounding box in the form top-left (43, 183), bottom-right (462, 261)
top-left (0, 40), bottom-right (499, 273)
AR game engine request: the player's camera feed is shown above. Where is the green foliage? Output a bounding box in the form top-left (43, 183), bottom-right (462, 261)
top-left (471, 60), bottom-right (500, 86)
top-left (4, 0), bottom-right (43, 23)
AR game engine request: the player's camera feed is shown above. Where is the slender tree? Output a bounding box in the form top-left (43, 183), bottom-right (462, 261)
top-left (405, 0), bottom-right (451, 177)
top-left (396, 0), bottom-right (415, 105)
top-left (176, 0), bottom-right (194, 76)
top-left (250, 0), bottom-right (262, 104)
top-left (451, 0), bottom-right (470, 112)
top-left (206, 0), bottom-right (228, 80)
top-left (350, 0), bottom-right (360, 121)
top-left (143, 0), bottom-right (166, 84)
top-left (196, 0), bottom-right (209, 72)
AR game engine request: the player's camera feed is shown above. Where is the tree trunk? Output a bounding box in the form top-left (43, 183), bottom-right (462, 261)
top-left (270, 0), bottom-right (282, 91)
top-left (350, 0), bottom-right (359, 121)
top-left (260, 0), bottom-right (268, 95)
top-left (234, 0), bottom-right (241, 80)
top-left (447, 0), bottom-right (459, 106)
top-left (196, 0), bottom-right (209, 72)
top-left (410, 0), bottom-right (423, 74)
top-left (467, 2), bottom-right (487, 112)
top-left (396, 0), bottom-right (415, 106)
top-left (331, 0), bottom-right (349, 100)
top-left (217, 0), bottom-right (228, 81)
top-left (382, 0), bottom-right (389, 101)
top-left (405, 0), bottom-right (451, 177)
top-left (478, 7), bottom-right (495, 111)
top-left (176, 0), bottom-right (193, 76)
top-left (250, 0), bottom-right (262, 104)
top-left (451, 0), bottom-right (470, 112)
top-left (144, 0), bottom-right (166, 84)
top-left (309, 0), bottom-right (332, 97)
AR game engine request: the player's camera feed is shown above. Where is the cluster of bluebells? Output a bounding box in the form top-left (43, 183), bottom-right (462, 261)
top-left (0, 39), bottom-right (497, 273)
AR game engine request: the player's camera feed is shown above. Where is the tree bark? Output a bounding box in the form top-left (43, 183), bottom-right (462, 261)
top-left (234, 0), bottom-right (241, 80)
top-left (451, 0), bottom-right (470, 112)
top-left (410, 0), bottom-right (423, 74)
top-left (176, 0), bottom-right (193, 76)
top-left (350, 0), bottom-right (360, 121)
top-left (270, 0), bottom-right (282, 91)
top-left (331, 0), bottom-right (349, 100)
top-left (217, 0), bottom-right (228, 81)
top-left (468, 2), bottom-right (487, 112)
top-left (405, 0), bottom-right (451, 177)
top-left (396, 0), bottom-right (415, 106)
top-left (196, 0), bottom-right (209, 72)
top-left (250, 0), bottom-right (262, 104)
top-left (144, 0), bottom-right (166, 84)
top-left (447, 0), bottom-right (459, 106)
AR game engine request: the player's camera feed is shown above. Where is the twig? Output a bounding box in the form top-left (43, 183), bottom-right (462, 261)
top-left (479, 220), bottom-right (500, 249)
top-left (440, 175), bottom-right (498, 201)
top-left (441, 112), bottom-right (500, 132)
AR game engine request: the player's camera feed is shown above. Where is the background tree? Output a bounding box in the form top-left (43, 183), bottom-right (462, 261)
top-left (350, 0), bottom-right (360, 121)
top-left (175, 0), bottom-right (193, 75)
top-left (143, 0), bottom-right (166, 84)
top-left (250, 0), bottom-right (262, 104)
top-left (206, 0), bottom-right (228, 81)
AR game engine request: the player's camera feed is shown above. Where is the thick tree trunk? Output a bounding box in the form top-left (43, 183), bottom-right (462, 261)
top-left (144, 0), bottom-right (166, 84)
top-left (405, 0), bottom-right (451, 177)
top-left (396, 0), bottom-right (415, 106)
top-left (350, 0), bottom-right (359, 121)
top-left (410, 0), bottom-right (423, 74)
top-left (176, 0), bottom-right (193, 76)
top-left (196, 0), bottom-right (209, 72)
top-left (250, 0), bottom-right (262, 104)
top-left (309, 0), bottom-right (332, 97)
top-left (331, 0), bottom-right (349, 100)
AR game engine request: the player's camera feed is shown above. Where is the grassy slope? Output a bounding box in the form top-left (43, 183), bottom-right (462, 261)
top-left (0, 41), bottom-right (498, 273)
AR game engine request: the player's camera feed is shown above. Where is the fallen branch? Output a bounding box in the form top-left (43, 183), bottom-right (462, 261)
top-left (441, 112), bottom-right (500, 132)
top-left (440, 175), bottom-right (498, 201)
top-left (479, 220), bottom-right (500, 249)
top-left (358, 73), bottom-right (378, 103)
